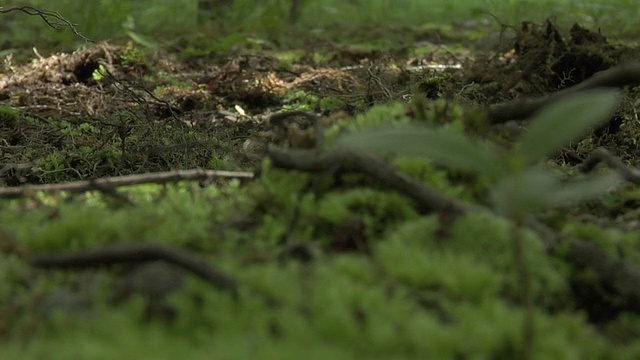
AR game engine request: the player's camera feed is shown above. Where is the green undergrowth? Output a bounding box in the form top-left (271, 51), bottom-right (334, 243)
top-left (3, 96), bottom-right (640, 357)
top-left (1, 157), bottom-right (640, 358)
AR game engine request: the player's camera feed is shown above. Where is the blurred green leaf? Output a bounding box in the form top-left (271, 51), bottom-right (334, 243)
top-left (491, 168), bottom-right (620, 215)
top-left (543, 172), bottom-right (621, 206)
top-left (491, 169), bottom-right (556, 215)
top-left (336, 126), bottom-right (504, 177)
top-left (518, 89), bottom-right (620, 164)
top-left (125, 30), bottom-right (158, 49)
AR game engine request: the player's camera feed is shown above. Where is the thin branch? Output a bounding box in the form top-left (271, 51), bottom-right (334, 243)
top-left (269, 146), bottom-right (557, 249)
top-left (267, 145), bottom-right (481, 215)
top-left (580, 147), bottom-right (640, 184)
top-left (0, 6), bottom-right (93, 43)
top-left (488, 62), bottom-right (640, 123)
top-left (267, 146), bottom-right (640, 316)
top-left (0, 169), bottom-right (254, 199)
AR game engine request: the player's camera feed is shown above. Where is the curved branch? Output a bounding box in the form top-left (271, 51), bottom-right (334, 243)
top-left (267, 146), bottom-right (640, 316)
top-left (488, 62), bottom-right (640, 123)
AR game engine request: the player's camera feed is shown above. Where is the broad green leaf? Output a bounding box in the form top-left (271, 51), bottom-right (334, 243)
top-left (518, 89), bottom-right (620, 164)
top-left (336, 126), bottom-right (504, 177)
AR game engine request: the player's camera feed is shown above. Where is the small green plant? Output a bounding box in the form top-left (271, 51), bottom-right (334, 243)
top-left (118, 43), bottom-right (147, 66)
top-left (92, 64), bottom-right (108, 82)
top-left (337, 89), bottom-right (621, 216)
top-left (208, 150), bottom-right (224, 169)
top-left (336, 89), bottom-right (622, 359)
top-left (0, 105), bottom-right (21, 122)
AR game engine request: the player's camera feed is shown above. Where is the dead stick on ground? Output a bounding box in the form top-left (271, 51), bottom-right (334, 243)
top-left (580, 147), bottom-right (640, 184)
top-left (488, 62), bottom-right (640, 123)
top-left (267, 146), bottom-right (640, 315)
top-left (0, 169), bottom-right (254, 199)
top-left (267, 145), bottom-right (482, 215)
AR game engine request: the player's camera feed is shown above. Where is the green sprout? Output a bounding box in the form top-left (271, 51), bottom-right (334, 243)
top-left (92, 64), bottom-right (108, 82)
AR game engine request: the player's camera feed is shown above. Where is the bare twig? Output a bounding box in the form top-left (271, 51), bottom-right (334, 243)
top-left (0, 169), bottom-right (254, 199)
top-left (269, 145), bottom-right (557, 249)
top-left (0, 6), bottom-right (93, 43)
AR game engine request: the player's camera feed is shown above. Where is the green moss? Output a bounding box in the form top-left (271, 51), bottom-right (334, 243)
top-left (118, 44), bottom-right (147, 67)
top-left (280, 90), bottom-right (350, 112)
top-left (2, 143), bottom-right (640, 358)
top-left (376, 216), bottom-right (501, 302)
top-left (561, 221), bottom-right (625, 255)
top-left (0, 105), bottom-right (21, 125)
top-left (317, 188), bottom-right (418, 227)
top-left (324, 102), bottom-right (411, 143)
top-left (448, 212), bottom-right (569, 303)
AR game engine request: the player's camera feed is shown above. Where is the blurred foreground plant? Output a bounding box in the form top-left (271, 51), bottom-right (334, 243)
top-left (337, 89), bottom-right (621, 218)
top-left (336, 88), bottom-right (622, 360)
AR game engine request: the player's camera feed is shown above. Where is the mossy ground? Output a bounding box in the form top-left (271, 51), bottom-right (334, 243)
top-left (2, 169), bottom-right (638, 359)
top-left (2, 4), bottom-right (640, 359)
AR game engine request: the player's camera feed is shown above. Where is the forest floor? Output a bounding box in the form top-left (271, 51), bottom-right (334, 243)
top-left (2, 15), bottom-right (640, 359)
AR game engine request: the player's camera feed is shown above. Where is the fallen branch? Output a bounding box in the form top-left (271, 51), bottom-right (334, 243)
top-left (580, 147), bottom-right (640, 184)
top-left (267, 146), bottom-right (640, 317)
top-left (31, 243), bottom-right (239, 297)
top-left (267, 145), bottom-right (481, 216)
top-left (0, 169), bottom-right (254, 199)
top-left (488, 62), bottom-right (640, 123)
